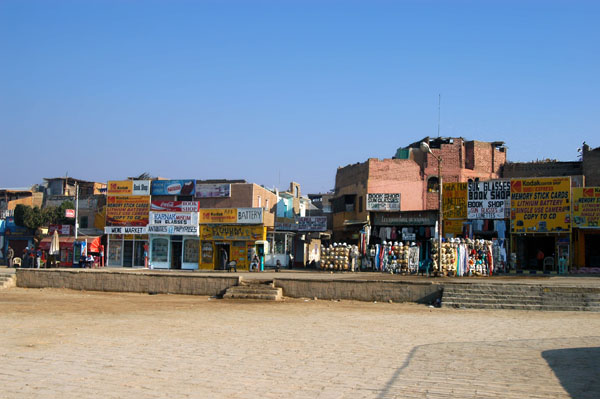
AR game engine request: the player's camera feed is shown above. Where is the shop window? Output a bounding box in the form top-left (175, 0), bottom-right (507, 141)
top-left (183, 239), bottom-right (199, 263)
top-left (265, 199), bottom-right (269, 210)
top-left (108, 239), bottom-right (122, 265)
top-left (152, 238), bottom-right (169, 263)
top-left (427, 177), bottom-right (440, 192)
top-left (201, 242), bottom-right (213, 263)
top-left (258, 195), bottom-right (262, 208)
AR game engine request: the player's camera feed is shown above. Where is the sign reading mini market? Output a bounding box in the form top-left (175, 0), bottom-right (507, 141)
top-left (366, 193), bottom-right (400, 211)
top-left (467, 180), bottom-right (511, 219)
top-left (510, 177), bottom-right (571, 233)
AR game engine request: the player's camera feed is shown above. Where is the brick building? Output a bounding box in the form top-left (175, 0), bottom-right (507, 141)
top-left (332, 137), bottom-right (507, 248)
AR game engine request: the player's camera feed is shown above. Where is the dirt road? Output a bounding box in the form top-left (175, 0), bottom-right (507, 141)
top-left (1, 287), bottom-right (599, 398)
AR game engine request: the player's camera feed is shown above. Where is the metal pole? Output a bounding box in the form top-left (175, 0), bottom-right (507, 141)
top-left (75, 183), bottom-right (79, 240)
top-left (438, 157), bottom-right (443, 275)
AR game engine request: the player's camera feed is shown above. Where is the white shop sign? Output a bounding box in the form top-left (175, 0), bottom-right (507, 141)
top-left (237, 208), bottom-right (263, 224)
top-left (149, 211), bottom-right (199, 226)
top-left (104, 226), bottom-right (148, 234)
top-left (132, 180), bottom-right (151, 195)
top-left (366, 193), bottom-right (400, 211)
top-left (147, 225), bottom-right (199, 235)
top-left (467, 180), bottom-right (511, 219)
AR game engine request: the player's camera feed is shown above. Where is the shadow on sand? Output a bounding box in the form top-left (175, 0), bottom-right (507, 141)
top-left (542, 347), bottom-right (600, 399)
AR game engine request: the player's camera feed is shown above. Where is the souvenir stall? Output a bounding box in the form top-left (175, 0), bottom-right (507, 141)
top-left (369, 241), bottom-right (420, 274)
top-left (320, 242), bottom-right (360, 271)
top-left (431, 238), bottom-right (495, 276)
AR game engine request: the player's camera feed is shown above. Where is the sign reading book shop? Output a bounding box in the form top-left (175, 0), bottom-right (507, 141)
top-left (467, 180), bottom-right (511, 220)
top-left (366, 193), bottom-right (400, 211)
top-left (107, 180), bottom-right (151, 196)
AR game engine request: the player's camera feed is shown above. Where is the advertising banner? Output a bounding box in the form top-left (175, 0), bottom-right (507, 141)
top-left (444, 219), bottom-right (466, 236)
top-left (107, 180), bottom-right (151, 196)
top-left (151, 180), bottom-right (195, 196)
top-left (199, 208), bottom-right (237, 224)
top-left (467, 180), bottom-right (511, 219)
top-left (48, 225), bottom-right (73, 235)
top-left (106, 196), bottom-right (150, 226)
top-left (366, 193), bottom-right (400, 211)
top-left (442, 183), bottom-right (467, 220)
top-left (572, 187), bottom-right (600, 228)
top-left (237, 208), bottom-right (263, 224)
top-left (298, 216), bottom-right (327, 231)
top-left (147, 225), bottom-right (199, 235)
top-left (200, 225), bottom-right (265, 241)
top-left (104, 226), bottom-right (148, 235)
top-left (151, 201), bottom-right (200, 212)
top-left (195, 183), bottom-right (231, 198)
top-left (510, 177), bottom-right (571, 233)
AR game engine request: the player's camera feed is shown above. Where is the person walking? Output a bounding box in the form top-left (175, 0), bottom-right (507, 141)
top-left (6, 246), bottom-right (14, 268)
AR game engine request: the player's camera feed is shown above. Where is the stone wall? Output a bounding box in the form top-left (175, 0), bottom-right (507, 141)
top-left (16, 269), bottom-right (239, 296)
top-left (274, 278), bottom-right (442, 303)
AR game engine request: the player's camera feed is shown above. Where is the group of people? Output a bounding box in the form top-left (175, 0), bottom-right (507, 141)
top-left (4, 246), bottom-right (46, 268)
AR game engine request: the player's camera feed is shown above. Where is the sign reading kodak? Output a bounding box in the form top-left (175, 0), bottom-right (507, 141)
top-left (107, 180), bottom-right (151, 196)
top-left (510, 177), bottom-right (571, 233)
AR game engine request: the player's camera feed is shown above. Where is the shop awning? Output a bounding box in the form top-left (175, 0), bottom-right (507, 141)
top-left (39, 236), bottom-right (76, 251)
top-left (38, 235), bottom-right (102, 252)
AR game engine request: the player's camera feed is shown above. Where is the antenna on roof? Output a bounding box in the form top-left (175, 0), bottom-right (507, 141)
top-left (437, 93), bottom-right (441, 138)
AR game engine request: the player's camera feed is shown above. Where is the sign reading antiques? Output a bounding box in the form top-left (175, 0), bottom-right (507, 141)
top-left (572, 187), bottom-right (600, 228)
top-left (467, 180), bottom-right (511, 219)
top-left (366, 193), bottom-right (400, 211)
top-left (510, 177), bottom-right (571, 233)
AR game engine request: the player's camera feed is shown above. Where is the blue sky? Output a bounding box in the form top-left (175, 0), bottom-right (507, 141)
top-left (1, 0), bottom-right (598, 194)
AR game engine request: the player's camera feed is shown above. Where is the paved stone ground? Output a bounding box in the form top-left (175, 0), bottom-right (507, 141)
top-left (1, 287), bottom-right (599, 398)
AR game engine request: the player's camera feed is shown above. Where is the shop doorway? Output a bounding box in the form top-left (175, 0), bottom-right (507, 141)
top-left (585, 234), bottom-right (600, 267)
top-left (215, 243), bottom-right (230, 270)
top-left (134, 241), bottom-right (146, 267)
top-left (518, 236), bottom-right (555, 270)
top-left (123, 241), bottom-right (133, 267)
top-left (171, 241), bottom-right (182, 269)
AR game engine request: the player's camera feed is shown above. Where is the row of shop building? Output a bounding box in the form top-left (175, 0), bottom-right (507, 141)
top-left (330, 137), bottom-right (600, 273)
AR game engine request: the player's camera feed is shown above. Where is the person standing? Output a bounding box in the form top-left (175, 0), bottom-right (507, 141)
top-left (7, 246), bottom-right (14, 268)
top-left (220, 248), bottom-right (228, 270)
top-left (536, 249), bottom-right (545, 269)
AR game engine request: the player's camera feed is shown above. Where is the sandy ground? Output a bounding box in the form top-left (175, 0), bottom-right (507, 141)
top-left (1, 287), bottom-right (599, 398)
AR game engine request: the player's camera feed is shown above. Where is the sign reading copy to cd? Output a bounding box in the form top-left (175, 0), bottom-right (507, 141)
top-left (366, 193), bottom-right (400, 211)
top-left (147, 212), bottom-right (199, 236)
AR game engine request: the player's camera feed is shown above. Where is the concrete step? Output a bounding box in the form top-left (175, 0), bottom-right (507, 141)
top-left (223, 282), bottom-right (283, 301)
top-left (225, 287), bottom-right (281, 295)
top-left (0, 273), bottom-right (16, 290)
top-left (222, 292), bottom-right (282, 301)
top-left (443, 293), bottom-right (600, 301)
top-left (443, 302), bottom-right (600, 312)
top-left (443, 296), bottom-right (600, 306)
top-left (443, 285), bottom-right (600, 294)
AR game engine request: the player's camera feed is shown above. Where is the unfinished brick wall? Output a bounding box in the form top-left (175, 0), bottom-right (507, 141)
top-left (335, 161), bottom-right (369, 196)
top-left (367, 158), bottom-right (424, 211)
top-left (583, 150), bottom-right (600, 186)
top-left (503, 162), bottom-right (582, 178)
